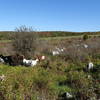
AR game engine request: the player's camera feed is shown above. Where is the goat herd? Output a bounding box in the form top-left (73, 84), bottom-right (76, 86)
top-left (0, 53), bottom-right (95, 71)
top-left (0, 54), bottom-right (45, 67)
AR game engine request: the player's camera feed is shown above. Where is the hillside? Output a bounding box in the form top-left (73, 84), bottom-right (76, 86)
top-left (0, 31), bottom-right (100, 40)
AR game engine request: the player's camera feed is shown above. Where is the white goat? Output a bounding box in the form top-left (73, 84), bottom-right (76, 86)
top-left (0, 74), bottom-right (5, 81)
top-left (23, 58), bottom-right (39, 67)
top-left (84, 44), bottom-right (88, 48)
top-left (87, 62), bottom-right (94, 70)
top-left (52, 51), bottom-right (60, 56)
top-left (52, 47), bottom-right (65, 56)
top-left (66, 92), bottom-right (73, 98)
top-left (41, 55), bottom-right (45, 60)
top-left (0, 57), bottom-right (4, 63)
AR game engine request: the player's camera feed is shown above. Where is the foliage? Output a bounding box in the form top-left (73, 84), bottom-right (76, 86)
top-left (0, 55), bottom-right (99, 100)
top-left (83, 34), bottom-right (89, 40)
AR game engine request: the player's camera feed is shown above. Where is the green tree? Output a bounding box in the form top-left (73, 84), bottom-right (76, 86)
top-left (83, 34), bottom-right (89, 40)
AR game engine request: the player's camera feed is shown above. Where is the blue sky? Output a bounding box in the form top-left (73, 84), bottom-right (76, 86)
top-left (0, 0), bottom-right (100, 32)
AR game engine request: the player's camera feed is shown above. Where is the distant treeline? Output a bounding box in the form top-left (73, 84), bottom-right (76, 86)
top-left (0, 31), bottom-right (100, 40)
top-left (37, 31), bottom-right (100, 37)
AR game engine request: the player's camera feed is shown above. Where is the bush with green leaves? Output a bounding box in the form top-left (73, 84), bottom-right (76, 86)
top-left (83, 34), bottom-right (89, 40)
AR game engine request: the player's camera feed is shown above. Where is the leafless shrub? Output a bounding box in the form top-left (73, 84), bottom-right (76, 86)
top-left (0, 42), bottom-right (14, 55)
top-left (63, 44), bottom-right (88, 63)
top-left (34, 40), bottom-right (52, 56)
top-left (60, 37), bottom-right (100, 63)
top-left (86, 37), bottom-right (100, 56)
top-left (12, 25), bottom-right (38, 58)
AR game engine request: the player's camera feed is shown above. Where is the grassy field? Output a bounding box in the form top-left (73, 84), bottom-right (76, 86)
top-left (0, 34), bottom-right (100, 43)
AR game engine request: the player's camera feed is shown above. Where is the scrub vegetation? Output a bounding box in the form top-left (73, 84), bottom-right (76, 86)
top-left (0, 26), bottom-right (100, 100)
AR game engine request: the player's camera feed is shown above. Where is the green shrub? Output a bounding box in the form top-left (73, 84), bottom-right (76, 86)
top-left (83, 34), bottom-right (89, 40)
top-left (66, 70), bottom-right (96, 99)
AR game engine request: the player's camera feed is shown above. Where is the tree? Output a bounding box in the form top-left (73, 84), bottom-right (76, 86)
top-left (12, 25), bottom-right (38, 58)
